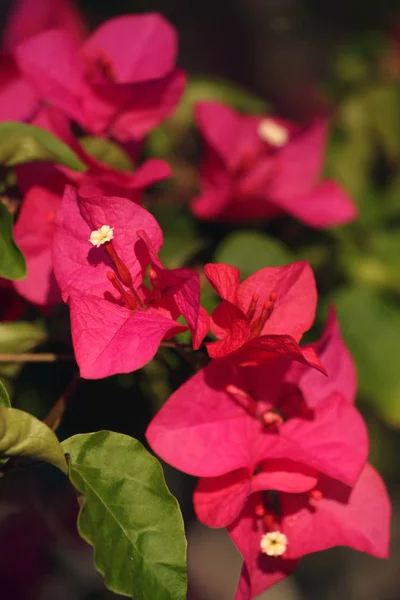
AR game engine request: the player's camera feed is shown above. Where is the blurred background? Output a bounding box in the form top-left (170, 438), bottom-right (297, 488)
top-left (2, 0), bottom-right (400, 598)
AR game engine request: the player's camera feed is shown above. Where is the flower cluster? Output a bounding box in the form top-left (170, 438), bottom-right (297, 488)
top-left (0, 2), bottom-right (390, 598)
top-left (146, 306), bottom-right (390, 598)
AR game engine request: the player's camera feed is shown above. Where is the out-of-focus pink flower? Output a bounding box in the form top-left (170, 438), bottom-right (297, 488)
top-left (204, 261), bottom-right (324, 371)
top-left (52, 187), bottom-right (208, 378)
top-left (3, 0), bottom-right (86, 52)
top-left (0, 12), bottom-right (185, 141)
top-left (192, 101), bottom-right (356, 228)
top-left (0, 0), bottom-right (86, 122)
top-left (228, 463), bottom-right (390, 600)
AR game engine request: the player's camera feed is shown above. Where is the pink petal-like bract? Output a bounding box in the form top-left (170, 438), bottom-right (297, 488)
top-left (52, 187), bottom-right (205, 377)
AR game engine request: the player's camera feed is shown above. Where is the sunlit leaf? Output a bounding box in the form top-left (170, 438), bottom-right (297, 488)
top-left (0, 407), bottom-right (67, 473)
top-left (80, 136), bottom-right (134, 171)
top-left (62, 431), bottom-right (187, 600)
top-left (0, 122), bottom-right (86, 170)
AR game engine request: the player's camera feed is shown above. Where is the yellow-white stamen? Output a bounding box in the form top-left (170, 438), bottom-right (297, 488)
top-left (89, 225), bottom-right (114, 248)
top-left (260, 531), bottom-right (288, 557)
top-left (258, 119), bottom-right (288, 147)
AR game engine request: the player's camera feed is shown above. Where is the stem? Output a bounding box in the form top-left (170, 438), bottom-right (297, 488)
top-left (0, 353), bottom-right (75, 363)
top-left (44, 373), bottom-right (80, 431)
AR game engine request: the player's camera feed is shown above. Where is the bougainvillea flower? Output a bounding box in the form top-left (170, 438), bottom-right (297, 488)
top-left (13, 123), bottom-right (170, 307)
top-left (228, 463), bottom-right (390, 600)
top-left (52, 186), bottom-right (208, 377)
top-left (8, 13), bottom-right (185, 141)
top-left (192, 101), bottom-right (356, 228)
top-left (204, 261), bottom-right (323, 371)
top-left (146, 357), bottom-right (368, 487)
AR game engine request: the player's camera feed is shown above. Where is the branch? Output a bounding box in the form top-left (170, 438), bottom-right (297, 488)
top-left (0, 353), bottom-right (75, 363)
top-left (43, 373), bottom-right (80, 431)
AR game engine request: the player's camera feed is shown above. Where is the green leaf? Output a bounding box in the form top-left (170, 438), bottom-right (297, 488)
top-left (0, 407), bottom-right (67, 473)
top-left (366, 85), bottom-right (400, 161)
top-left (0, 122), bottom-right (86, 170)
top-left (334, 286), bottom-right (400, 425)
top-left (325, 97), bottom-right (373, 203)
top-left (0, 203), bottom-right (26, 280)
top-left (342, 230), bottom-right (400, 291)
top-left (152, 207), bottom-right (204, 268)
top-left (0, 321), bottom-right (47, 379)
top-left (62, 431), bottom-right (187, 600)
top-left (80, 136), bottom-right (134, 171)
top-left (176, 77), bottom-right (269, 125)
top-left (214, 231), bottom-right (293, 278)
top-left (0, 381), bottom-right (11, 408)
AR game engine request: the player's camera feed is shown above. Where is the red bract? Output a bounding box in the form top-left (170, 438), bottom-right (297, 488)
top-left (192, 101), bottom-right (356, 228)
top-left (204, 261), bottom-right (324, 371)
top-left (52, 186), bottom-right (208, 378)
top-left (228, 463), bottom-right (390, 600)
top-left (1, 13), bottom-right (185, 141)
top-left (146, 357), bottom-right (368, 488)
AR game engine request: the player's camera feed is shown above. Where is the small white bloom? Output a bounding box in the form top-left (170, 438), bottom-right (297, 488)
top-left (260, 531), bottom-right (288, 557)
top-left (89, 225), bottom-right (114, 248)
top-left (258, 119), bottom-right (288, 147)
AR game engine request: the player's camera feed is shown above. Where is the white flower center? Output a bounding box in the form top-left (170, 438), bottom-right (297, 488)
top-left (258, 119), bottom-right (288, 147)
top-left (260, 531), bottom-right (288, 557)
top-left (89, 225), bottom-right (114, 248)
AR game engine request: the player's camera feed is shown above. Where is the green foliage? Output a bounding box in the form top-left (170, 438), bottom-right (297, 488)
top-left (153, 207), bottom-right (205, 268)
top-left (0, 122), bottom-right (86, 170)
top-left (0, 407), bottom-right (67, 473)
top-left (0, 321), bottom-right (47, 379)
top-left (214, 231), bottom-right (293, 278)
top-left (334, 287), bottom-right (400, 425)
top-left (80, 136), bottom-right (134, 171)
top-left (62, 431), bottom-right (187, 600)
top-left (342, 230), bottom-right (400, 292)
top-left (0, 203), bottom-right (26, 280)
top-left (0, 381), bottom-right (11, 408)
top-left (175, 76), bottom-right (268, 125)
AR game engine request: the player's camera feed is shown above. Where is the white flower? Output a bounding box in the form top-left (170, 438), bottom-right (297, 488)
top-left (89, 225), bottom-right (114, 248)
top-left (260, 531), bottom-right (288, 557)
top-left (258, 119), bottom-right (288, 147)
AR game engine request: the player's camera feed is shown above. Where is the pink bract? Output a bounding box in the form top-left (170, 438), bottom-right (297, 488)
top-left (204, 261), bottom-right (324, 371)
top-left (146, 357), bottom-right (368, 486)
top-left (12, 118), bottom-right (170, 307)
top-left (228, 463), bottom-right (390, 599)
top-left (52, 186), bottom-right (208, 378)
top-left (192, 101), bottom-right (356, 228)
